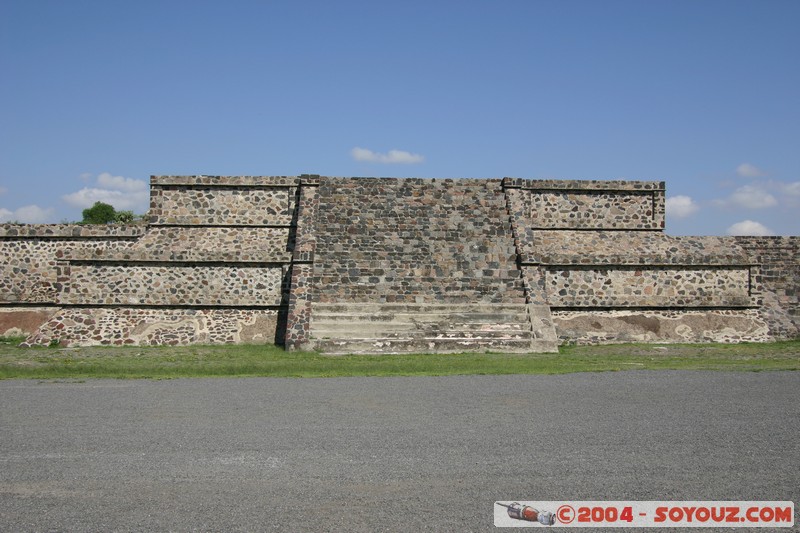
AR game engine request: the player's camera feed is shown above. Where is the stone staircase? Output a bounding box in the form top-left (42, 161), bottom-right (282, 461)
top-left (307, 178), bottom-right (558, 353)
top-left (310, 303), bottom-right (557, 354)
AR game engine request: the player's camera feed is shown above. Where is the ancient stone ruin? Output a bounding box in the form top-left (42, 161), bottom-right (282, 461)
top-left (1, 175), bottom-right (797, 353)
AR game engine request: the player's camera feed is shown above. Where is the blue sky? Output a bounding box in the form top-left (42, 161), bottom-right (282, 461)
top-left (1, 0), bottom-right (798, 236)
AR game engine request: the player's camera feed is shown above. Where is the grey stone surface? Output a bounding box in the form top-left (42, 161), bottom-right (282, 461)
top-left (0, 176), bottom-right (797, 349)
top-left (1, 372), bottom-right (798, 531)
top-left (552, 308), bottom-right (769, 344)
top-left (736, 237), bottom-right (800, 339)
top-left (307, 303), bottom-right (557, 354)
top-left (61, 264), bottom-right (284, 306)
top-left (0, 232), bottom-right (141, 304)
top-left (312, 178), bottom-right (525, 304)
top-left (24, 308), bottom-right (281, 346)
top-left (147, 175), bottom-right (300, 226)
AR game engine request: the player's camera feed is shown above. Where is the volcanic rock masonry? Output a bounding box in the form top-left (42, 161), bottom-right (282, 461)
top-left (1, 175), bottom-right (797, 353)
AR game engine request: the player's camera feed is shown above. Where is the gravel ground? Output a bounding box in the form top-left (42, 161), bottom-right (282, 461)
top-left (1, 372), bottom-right (798, 532)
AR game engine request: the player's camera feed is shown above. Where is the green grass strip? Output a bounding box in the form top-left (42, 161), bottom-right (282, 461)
top-left (1, 338), bottom-right (798, 380)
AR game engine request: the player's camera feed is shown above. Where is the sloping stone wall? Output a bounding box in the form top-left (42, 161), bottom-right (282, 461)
top-left (735, 236), bottom-right (799, 339)
top-left (312, 178), bottom-right (525, 304)
top-left (284, 175), bottom-right (319, 350)
top-left (302, 178), bottom-right (540, 353)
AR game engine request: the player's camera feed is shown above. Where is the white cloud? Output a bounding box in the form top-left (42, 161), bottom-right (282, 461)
top-left (96, 172), bottom-right (147, 193)
top-left (665, 195), bottom-right (699, 218)
top-left (63, 172), bottom-right (149, 211)
top-left (0, 186), bottom-right (7, 196)
top-left (726, 220), bottom-right (774, 236)
top-left (63, 188), bottom-right (143, 210)
top-left (715, 184), bottom-right (778, 209)
top-left (773, 180), bottom-right (800, 209)
top-left (729, 185), bottom-right (778, 208)
top-left (0, 205), bottom-right (55, 223)
top-left (351, 147), bottom-right (425, 164)
top-left (780, 181), bottom-right (800, 196)
top-left (736, 163), bottom-right (766, 178)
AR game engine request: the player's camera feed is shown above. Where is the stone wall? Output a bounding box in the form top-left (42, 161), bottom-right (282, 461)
top-left (24, 308), bottom-right (280, 346)
top-left (503, 178), bottom-right (665, 231)
top-left (90, 226), bottom-right (294, 262)
top-left (501, 179), bottom-right (786, 344)
top-left (148, 175), bottom-right (298, 226)
top-left (2, 177), bottom-right (303, 345)
top-left (312, 178), bottom-right (525, 304)
top-left (544, 266), bottom-right (751, 308)
top-left (1, 176), bottom-right (797, 349)
top-left (284, 176), bottom-right (319, 350)
top-left (735, 236), bottom-right (799, 339)
top-left (59, 263), bottom-right (285, 306)
top-left (0, 307), bottom-right (59, 338)
top-left (0, 224), bottom-right (143, 305)
top-left (551, 308), bottom-right (769, 344)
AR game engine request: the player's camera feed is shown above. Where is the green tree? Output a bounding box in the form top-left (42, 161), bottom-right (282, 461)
top-left (115, 210), bottom-right (135, 224)
top-left (81, 201), bottom-right (117, 224)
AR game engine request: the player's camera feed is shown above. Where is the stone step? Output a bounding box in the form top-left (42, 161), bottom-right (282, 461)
top-left (324, 261), bottom-right (520, 268)
top-left (316, 224), bottom-right (512, 231)
top-left (312, 178), bottom-right (530, 336)
top-left (313, 329), bottom-right (533, 340)
top-left (315, 255), bottom-right (519, 264)
top-left (311, 321), bottom-right (530, 337)
top-left (312, 309), bottom-right (530, 323)
top-left (316, 297), bottom-right (529, 305)
top-left (314, 278), bottom-right (523, 288)
top-left (316, 266), bottom-right (522, 275)
top-left (313, 311), bottom-right (529, 322)
top-left (305, 303), bottom-right (560, 354)
top-left (316, 250), bottom-right (516, 258)
top-left (312, 336), bottom-right (540, 355)
top-left (314, 281), bottom-right (525, 292)
top-left (311, 303), bottom-right (529, 314)
top-left (312, 285), bottom-right (527, 298)
top-left (311, 303), bottom-right (538, 349)
top-left (315, 271), bottom-right (524, 280)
